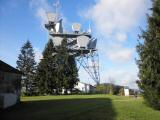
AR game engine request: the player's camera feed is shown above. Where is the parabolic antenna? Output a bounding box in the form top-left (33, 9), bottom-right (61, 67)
top-left (55, 22), bottom-right (60, 33)
top-left (88, 39), bottom-right (97, 49)
top-left (52, 36), bottom-right (63, 46)
top-left (46, 12), bottom-right (58, 22)
top-left (72, 23), bottom-right (81, 32)
top-left (77, 36), bottom-right (90, 48)
top-left (55, 19), bottom-right (63, 33)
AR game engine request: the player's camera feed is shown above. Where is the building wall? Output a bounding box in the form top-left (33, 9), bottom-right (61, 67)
top-left (0, 71), bottom-right (21, 94)
top-left (74, 82), bottom-right (93, 93)
top-left (0, 71), bottom-right (21, 108)
top-left (0, 93), bottom-right (18, 109)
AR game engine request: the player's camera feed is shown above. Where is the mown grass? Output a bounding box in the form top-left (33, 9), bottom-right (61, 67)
top-left (0, 95), bottom-right (160, 120)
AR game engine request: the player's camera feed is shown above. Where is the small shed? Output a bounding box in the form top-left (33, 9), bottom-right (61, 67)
top-left (124, 86), bottom-right (130, 96)
top-left (0, 60), bottom-right (22, 109)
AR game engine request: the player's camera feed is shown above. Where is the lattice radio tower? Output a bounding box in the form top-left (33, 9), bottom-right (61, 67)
top-left (45, 0), bottom-right (100, 84)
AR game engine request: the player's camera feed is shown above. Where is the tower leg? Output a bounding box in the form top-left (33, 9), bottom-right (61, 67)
top-left (76, 51), bottom-right (100, 85)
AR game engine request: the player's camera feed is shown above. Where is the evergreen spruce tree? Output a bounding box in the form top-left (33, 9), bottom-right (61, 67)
top-left (36, 38), bottom-right (79, 95)
top-left (17, 40), bottom-right (37, 95)
top-left (56, 37), bottom-right (69, 94)
top-left (57, 38), bottom-right (79, 94)
top-left (136, 0), bottom-right (160, 109)
top-left (66, 55), bottom-right (79, 93)
top-left (36, 39), bottom-right (58, 94)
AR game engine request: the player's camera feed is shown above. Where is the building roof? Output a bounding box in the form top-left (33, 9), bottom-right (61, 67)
top-left (0, 60), bottom-right (22, 74)
top-left (79, 81), bottom-right (95, 88)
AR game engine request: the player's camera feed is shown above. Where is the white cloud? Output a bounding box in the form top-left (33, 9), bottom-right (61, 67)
top-left (82, 0), bottom-right (148, 63)
top-left (34, 47), bottom-right (43, 63)
top-left (29, 0), bottom-right (52, 27)
top-left (86, 0), bottom-right (147, 36)
top-left (115, 33), bottom-right (127, 42)
top-left (37, 7), bottom-right (48, 25)
top-left (107, 44), bottom-right (134, 63)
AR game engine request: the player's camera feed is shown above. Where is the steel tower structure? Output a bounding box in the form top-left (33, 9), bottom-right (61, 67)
top-left (45, 9), bottom-right (100, 84)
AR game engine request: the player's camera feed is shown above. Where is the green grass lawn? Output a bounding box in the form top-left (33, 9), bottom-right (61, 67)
top-left (0, 95), bottom-right (160, 120)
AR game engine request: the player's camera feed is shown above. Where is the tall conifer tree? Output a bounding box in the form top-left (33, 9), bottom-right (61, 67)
top-left (137, 0), bottom-right (160, 109)
top-left (17, 40), bottom-right (37, 95)
top-left (57, 38), bottom-right (79, 94)
top-left (36, 38), bottom-right (79, 95)
top-left (36, 39), bottom-right (58, 94)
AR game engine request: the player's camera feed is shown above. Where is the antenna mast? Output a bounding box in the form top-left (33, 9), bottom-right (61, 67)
top-left (53, 0), bottom-right (60, 14)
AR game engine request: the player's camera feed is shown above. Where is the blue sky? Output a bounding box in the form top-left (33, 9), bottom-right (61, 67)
top-left (0, 0), bottom-right (151, 88)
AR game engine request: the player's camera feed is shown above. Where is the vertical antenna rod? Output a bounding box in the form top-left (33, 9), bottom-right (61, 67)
top-left (53, 0), bottom-right (60, 14)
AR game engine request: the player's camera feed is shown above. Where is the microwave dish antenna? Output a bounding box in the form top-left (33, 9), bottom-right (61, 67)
top-left (72, 23), bottom-right (81, 33)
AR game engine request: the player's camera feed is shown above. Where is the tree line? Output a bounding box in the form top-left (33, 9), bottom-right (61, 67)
top-left (17, 38), bottom-right (79, 95)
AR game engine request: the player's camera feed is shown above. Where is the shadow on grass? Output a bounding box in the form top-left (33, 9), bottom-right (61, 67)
top-left (0, 98), bottom-right (116, 120)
